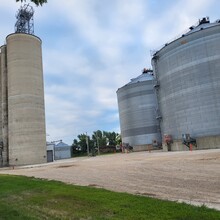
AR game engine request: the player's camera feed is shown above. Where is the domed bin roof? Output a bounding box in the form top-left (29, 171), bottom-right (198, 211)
top-left (127, 69), bottom-right (154, 85)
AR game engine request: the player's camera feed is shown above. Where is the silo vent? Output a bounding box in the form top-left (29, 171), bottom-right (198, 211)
top-left (142, 68), bottom-right (153, 74)
top-left (199, 17), bottom-right (210, 25)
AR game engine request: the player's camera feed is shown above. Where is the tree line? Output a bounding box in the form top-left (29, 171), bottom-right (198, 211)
top-left (72, 130), bottom-right (121, 153)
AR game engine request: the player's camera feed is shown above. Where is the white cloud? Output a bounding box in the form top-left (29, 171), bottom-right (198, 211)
top-left (1, 0), bottom-right (220, 144)
top-left (43, 48), bottom-right (91, 77)
top-left (143, 0), bottom-right (216, 49)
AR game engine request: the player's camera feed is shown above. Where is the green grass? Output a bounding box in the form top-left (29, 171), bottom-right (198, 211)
top-left (0, 175), bottom-right (219, 220)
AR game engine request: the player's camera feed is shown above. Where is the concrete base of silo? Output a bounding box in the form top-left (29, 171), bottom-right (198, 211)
top-left (163, 135), bottom-right (220, 151)
top-left (196, 135), bottom-right (220, 149)
top-left (133, 144), bottom-right (162, 152)
top-left (2, 151), bottom-right (8, 167)
top-left (133, 144), bottom-right (151, 152)
top-left (163, 141), bottom-right (189, 151)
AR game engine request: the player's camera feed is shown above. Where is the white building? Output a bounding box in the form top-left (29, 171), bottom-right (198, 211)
top-left (54, 141), bottom-right (71, 160)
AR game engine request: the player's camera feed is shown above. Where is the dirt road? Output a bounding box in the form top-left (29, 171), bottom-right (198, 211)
top-left (1, 149), bottom-right (220, 210)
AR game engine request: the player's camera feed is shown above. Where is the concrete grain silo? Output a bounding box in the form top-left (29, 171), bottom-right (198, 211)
top-left (0, 45), bottom-right (9, 167)
top-left (7, 33), bottom-right (46, 165)
top-left (0, 4), bottom-right (46, 166)
top-left (152, 17), bottom-right (220, 151)
top-left (117, 69), bottom-right (162, 151)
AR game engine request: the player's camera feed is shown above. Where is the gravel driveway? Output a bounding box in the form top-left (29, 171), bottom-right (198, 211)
top-left (1, 149), bottom-right (220, 210)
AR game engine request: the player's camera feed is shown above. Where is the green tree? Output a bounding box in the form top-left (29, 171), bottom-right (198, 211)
top-left (77, 134), bottom-right (88, 152)
top-left (71, 139), bottom-right (78, 156)
top-left (72, 139), bottom-right (79, 150)
top-left (92, 130), bottom-right (107, 147)
top-left (73, 130), bottom-right (121, 154)
top-left (74, 134), bottom-right (94, 153)
top-left (116, 134), bottom-right (122, 146)
top-left (16, 0), bottom-right (47, 6)
top-left (103, 131), bottom-right (119, 146)
top-left (73, 139), bottom-right (78, 146)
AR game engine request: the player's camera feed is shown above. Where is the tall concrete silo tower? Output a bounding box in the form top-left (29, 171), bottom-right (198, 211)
top-left (152, 17), bottom-right (220, 151)
top-left (7, 33), bottom-right (46, 166)
top-left (0, 4), bottom-right (46, 166)
top-left (0, 45), bottom-right (9, 167)
top-left (117, 69), bottom-right (162, 151)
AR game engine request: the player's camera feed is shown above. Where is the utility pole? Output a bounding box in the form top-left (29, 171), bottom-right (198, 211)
top-left (96, 132), bottom-right (100, 155)
top-left (86, 132), bottom-right (89, 156)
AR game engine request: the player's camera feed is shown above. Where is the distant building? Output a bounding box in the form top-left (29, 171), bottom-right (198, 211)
top-left (54, 141), bottom-right (71, 160)
top-left (46, 142), bottom-right (55, 163)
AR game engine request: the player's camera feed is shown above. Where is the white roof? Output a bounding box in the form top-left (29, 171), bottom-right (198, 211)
top-left (127, 72), bottom-right (154, 85)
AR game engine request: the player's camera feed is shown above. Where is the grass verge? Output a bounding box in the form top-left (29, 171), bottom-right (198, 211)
top-left (0, 175), bottom-right (219, 220)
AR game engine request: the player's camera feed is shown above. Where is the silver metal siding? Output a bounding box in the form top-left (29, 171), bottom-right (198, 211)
top-left (54, 146), bottom-right (71, 160)
top-left (117, 80), bottom-right (161, 146)
top-left (154, 24), bottom-right (220, 140)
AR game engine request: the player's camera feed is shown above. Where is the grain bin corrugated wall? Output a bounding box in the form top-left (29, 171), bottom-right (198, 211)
top-left (152, 19), bottom-right (220, 150)
top-left (117, 71), bottom-right (161, 151)
top-left (6, 33), bottom-right (46, 165)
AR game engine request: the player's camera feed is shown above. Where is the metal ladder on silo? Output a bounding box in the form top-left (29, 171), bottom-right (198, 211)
top-left (152, 53), bottom-right (162, 131)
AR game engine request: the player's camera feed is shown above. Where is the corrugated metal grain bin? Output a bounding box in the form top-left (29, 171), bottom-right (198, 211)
top-left (54, 141), bottom-right (71, 160)
top-left (152, 18), bottom-right (220, 150)
top-left (117, 69), bottom-right (161, 151)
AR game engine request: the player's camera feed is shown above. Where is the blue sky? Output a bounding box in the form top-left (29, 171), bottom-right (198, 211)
top-left (0, 0), bottom-right (219, 144)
